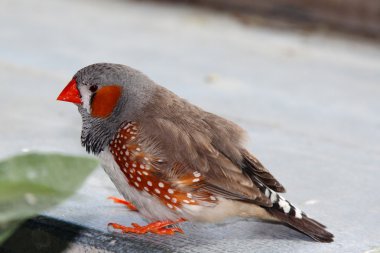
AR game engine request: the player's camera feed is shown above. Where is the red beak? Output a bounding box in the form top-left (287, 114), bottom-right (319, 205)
top-left (57, 79), bottom-right (82, 104)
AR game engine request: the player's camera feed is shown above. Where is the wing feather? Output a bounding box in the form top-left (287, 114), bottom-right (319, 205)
top-left (137, 90), bottom-right (283, 207)
top-left (241, 149), bottom-right (286, 193)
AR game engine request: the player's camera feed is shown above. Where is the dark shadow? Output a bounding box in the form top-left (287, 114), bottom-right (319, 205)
top-left (0, 216), bottom-right (175, 253)
top-left (0, 216), bottom-right (84, 253)
top-left (0, 215), bottom-right (318, 253)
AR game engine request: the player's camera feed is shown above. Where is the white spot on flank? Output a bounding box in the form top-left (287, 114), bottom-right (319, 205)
top-left (183, 200), bottom-right (190, 204)
top-left (147, 181), bottom-right (152, 186)
top-left (137, 171), bottom-right (142, 175)
top-left (144, 157), bottom-right (149, 161)
top-left (158, 182), bottom-right (164, 188)
top-left (210, 196), bottom-right (217, 201)
top-left (187, 193), bottom-right (192, 199)
top-left (144, 187), bottom-right (150, 192)
top-left (193, 171), bottom-right (201, 178)
top-left (136, 148), bottom-right (141, 152)
top-left (168, 189), bottom-right (174, 194)
top-left (192, 178), bottom-right (200, 183)
top-left (132, 163), bottom-right (137, 168)
top-left (164, 195), bottom-right (170, 200)
top-left (122, 145), bottom-right (126, 149)
top-left (134, 182), bottom-right (139, 187)
top-left (167, 203), bottom-right (173, 209)
top-left (143, 171), bottom-right (149, 175)
top-left (155, 188), bottom-right (161, 194)
top-left (172, 198), bottom-right (177, 203)
top-left (140, 164), bottom-right (145, 169)
top-left (137, 177), bottom-right (141, 182)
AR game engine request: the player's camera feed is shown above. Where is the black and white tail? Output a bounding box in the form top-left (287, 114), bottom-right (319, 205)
top-left (262, 187), bottom-right (334, 243)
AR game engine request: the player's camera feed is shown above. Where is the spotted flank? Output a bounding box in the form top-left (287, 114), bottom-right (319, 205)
top-left (109, 122), bottom-right (217, 211)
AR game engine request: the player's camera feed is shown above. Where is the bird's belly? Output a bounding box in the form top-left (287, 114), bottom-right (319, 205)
top-left (98, 148), bottom-right (180, 221)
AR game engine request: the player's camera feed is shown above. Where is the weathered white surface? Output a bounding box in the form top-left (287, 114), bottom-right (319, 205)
top-left (0, 0), bottom-right (380, 252)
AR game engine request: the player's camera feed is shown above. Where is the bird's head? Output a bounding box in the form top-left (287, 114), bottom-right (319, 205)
top-left (57, 63), bottom-right (156, 154)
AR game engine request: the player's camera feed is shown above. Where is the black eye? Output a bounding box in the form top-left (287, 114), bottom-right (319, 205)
top-left (89, 85), bottom-right (98, 93)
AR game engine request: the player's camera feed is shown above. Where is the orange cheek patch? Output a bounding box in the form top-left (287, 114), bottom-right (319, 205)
top-left (91, 85), bottom-right (122, 118)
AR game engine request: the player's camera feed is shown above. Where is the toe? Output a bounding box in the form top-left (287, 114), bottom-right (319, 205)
top-left (108, 196), bottom-right (138, 211)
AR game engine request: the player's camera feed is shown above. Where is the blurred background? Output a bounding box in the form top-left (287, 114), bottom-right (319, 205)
top-left (0, 0), bottom-right (379, 252)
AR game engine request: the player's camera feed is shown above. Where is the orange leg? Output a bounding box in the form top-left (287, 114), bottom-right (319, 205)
top-left (108, 196), bottom-right (138, 211)
top-left (108, 218), bottom-right (186, 235)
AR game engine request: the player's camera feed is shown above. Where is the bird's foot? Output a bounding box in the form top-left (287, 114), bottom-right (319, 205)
top-left (108, 196), bottom-right (138, 211)
top-left (108, 218), bottom-right (186, 235)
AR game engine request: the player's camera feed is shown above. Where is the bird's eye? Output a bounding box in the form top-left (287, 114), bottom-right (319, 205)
top-left (89, 85), bottom-right (98, 93)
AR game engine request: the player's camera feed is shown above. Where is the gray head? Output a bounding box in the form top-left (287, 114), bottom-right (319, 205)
top-left (58, 63), bottom-right (157, 154)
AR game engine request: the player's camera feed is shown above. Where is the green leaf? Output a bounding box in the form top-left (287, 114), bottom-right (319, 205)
top-left (0, 153), bottom-right (98, 243)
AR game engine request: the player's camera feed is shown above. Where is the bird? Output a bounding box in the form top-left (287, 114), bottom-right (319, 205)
top-left (57, 63), bottom-right (333, 242)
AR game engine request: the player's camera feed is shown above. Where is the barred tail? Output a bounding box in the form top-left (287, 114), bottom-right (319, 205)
top-left (263, 188), bottom-right (334, 243)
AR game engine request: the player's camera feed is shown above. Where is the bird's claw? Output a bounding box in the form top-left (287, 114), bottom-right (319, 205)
top-left (108, 219), bottom-right (185, 235)
top-left (108, 196), bottom-right (138, 211)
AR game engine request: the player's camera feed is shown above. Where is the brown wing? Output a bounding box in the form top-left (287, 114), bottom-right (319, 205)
top-left (138, 116), bottom-right (273, 207)
top-left (137, 89), bottom-right (281, 207)
top-left (241, 149), bottom-right (286, 193)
